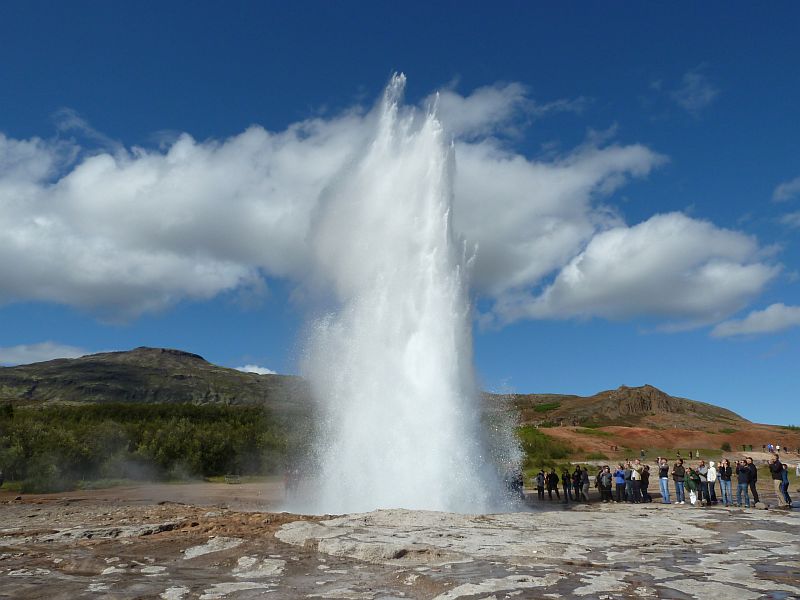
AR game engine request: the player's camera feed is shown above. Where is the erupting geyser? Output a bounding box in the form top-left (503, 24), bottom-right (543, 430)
top-left (295, 74), bottom-right (518, 514)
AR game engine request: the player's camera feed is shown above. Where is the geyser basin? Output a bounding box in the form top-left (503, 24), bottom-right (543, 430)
top-left (293, 75), bottom-right (519, 514)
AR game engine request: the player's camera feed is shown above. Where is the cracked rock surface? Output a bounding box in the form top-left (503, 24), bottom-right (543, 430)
top-left (1, 486), bottom-right (798, 599)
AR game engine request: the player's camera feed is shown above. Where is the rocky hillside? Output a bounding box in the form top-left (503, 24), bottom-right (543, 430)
top-left (0, 347), bottom-right (311, 413)
top-left (503, 384), bottom-right (748, 428)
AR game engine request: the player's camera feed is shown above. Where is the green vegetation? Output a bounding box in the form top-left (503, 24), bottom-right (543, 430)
top-left (780, 425), bottom-right (800, 431)
top-left (533, 402), bottom-right (561, 413)
top-left (721, 442), bottom-right (732, 452)
top-left (575, 427), bottom-right (612, 438)
top-left (0, 403), bottom-right (288, 493)
top-left (516, 425), bottom-right (572, 473)
top-left (584, 452), bottom-right (609, 460)
top-left (719, 428), bottom-right (738, 434)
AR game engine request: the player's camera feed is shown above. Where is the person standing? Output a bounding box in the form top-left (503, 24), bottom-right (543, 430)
top-left (631, 459), bottom-right (643, 503)
top-left (672, 459), bottom-right (686, 504)
top-left (697, 460), bottom-right (710, 505)
top-left (658, 458), bottom-right (671, 504)
top-left (562, 468), bottom-right (572, 503)
top-left (686, 466), bottom-right (701, 505)
top-left (573, 467), bottom-right (583, 501)
top-left (581, 466), bottom-right (590, 502)
top-left (599, 466), bottom-right (613, 502)
top-left (746, 457), bottom-right (760, 504)
top-left (736, 459), bottom-right (751, 508)
top-left (707, 461), bottom-right (718, 505)
top-left (624, 461), bottom-right (634, 503)
top-left (768, 454), bottom-right (788, 508)
top-left (641, 464), bottom-right (652, 502)
top-left (535, 470), bottom-right (545, 501)
top-left (547, 470), bottom-right (560, 500)
top-left (718, 459), bottom-right (733, 507)
top-left (781, 463), bottom-right (792, 504)
top-left (614, 464), bottom-right (626, 503)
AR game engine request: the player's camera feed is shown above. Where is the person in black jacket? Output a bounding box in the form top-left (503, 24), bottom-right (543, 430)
top-left (745, 457), bottom-right (760, 504)
top-left (736, 460), bottom-right (751, 508)
top-left (718, 459), bottom-right (733, 507)
top-left (641, 464), bottom-right (652, 502)
top-left (546, 470), bottom-right (560, 500)
top-left (768, 454), bottom-right (789, 508)
top-left (672, 459), bottom-right (686, 504)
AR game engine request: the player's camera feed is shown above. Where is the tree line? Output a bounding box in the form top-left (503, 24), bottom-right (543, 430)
top-left (0, 402), bottom-right (289, 492)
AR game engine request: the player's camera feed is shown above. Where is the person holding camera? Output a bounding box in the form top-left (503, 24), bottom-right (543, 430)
top-left (736, 459), bottom-right (751, 508)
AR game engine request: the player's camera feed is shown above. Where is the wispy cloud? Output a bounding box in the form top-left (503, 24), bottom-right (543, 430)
top-left (712, 303), bottom-right (800, 338)
top-left (0, 341), bottom-right (87, 365)
top-left (780, 211), bottom-right (800, 228)
top-left (773, 176), bottom-right (800, 203)
top-left (235, 364), bottom-right (276, 375)
top-left (671, 66), bottom-right (719, 115)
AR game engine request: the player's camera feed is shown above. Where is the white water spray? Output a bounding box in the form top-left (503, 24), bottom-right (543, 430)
top-left (296, 75), bottom-right (517, 514)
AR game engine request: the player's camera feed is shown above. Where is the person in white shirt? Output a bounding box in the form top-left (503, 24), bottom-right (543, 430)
top-left (707, 461), bottom-right (718, 505)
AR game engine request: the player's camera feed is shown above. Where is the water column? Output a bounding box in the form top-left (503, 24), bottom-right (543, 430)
top-left (301, 74), bottom-right (508, 514)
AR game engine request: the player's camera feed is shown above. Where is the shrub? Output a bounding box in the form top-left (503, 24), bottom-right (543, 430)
top-left (533, 402), bottom-right (561, 413)
top-left (585, 452), bottom-right (609, 460)
top-left (575, 428), bottom-right (612, 438)
top-left (721, 442), bottom-right (732, 452)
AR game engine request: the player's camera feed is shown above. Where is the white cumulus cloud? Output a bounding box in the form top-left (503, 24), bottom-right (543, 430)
top-left (235, 364), bottom-right (276, 375)
top-left (0, 79), bottom-right (781, 331)
top-left (0, 341), bottom-right (88, 365)
top-left (493, 213), bottom-right (779, 327)
top-left (712, 303), bottom-right (800, 337)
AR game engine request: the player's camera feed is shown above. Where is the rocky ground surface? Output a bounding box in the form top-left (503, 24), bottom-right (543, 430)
top-left (0, 483), bottom-right (798, 600)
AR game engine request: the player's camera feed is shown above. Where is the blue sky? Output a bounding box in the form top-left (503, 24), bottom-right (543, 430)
top-left (1, 3), bottom-right (799, 424)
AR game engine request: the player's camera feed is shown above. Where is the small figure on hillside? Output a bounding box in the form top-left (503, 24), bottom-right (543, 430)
top-left (640, 449), bottom-right (645, 458)
top-left (562, 469), bottom-right (572, 503)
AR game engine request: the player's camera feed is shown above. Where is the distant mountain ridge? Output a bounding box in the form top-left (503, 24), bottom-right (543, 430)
top-left (0, 347), bottom-right (310, 412)
top-left (0, 347), bottom-right (748, 426)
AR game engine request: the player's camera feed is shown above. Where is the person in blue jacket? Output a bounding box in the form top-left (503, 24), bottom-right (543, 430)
top-left (613, 464), bottom-right (626, 502)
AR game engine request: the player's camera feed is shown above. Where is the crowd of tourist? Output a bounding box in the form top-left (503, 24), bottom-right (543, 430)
top-left (528, 453), bottom-right (795, 509)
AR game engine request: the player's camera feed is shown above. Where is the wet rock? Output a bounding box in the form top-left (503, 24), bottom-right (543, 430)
top-left (183, 536), bottom-right (244, 559)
